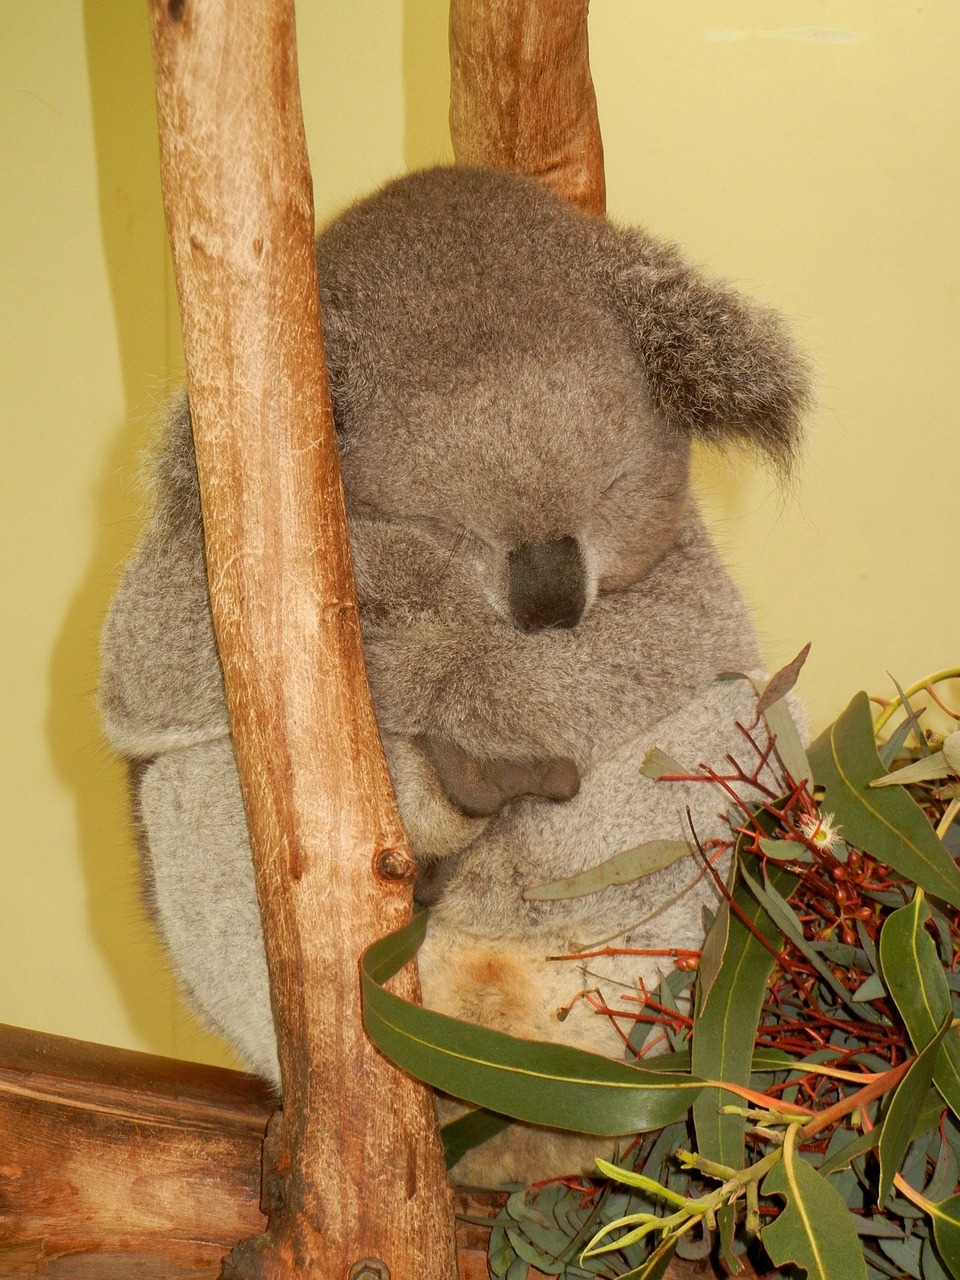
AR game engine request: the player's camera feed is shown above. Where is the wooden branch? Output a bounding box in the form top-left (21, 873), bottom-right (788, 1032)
top-left (147, 3), bottom-right (457, 1277)
top-left (449, 0), bottom-right (606, 216)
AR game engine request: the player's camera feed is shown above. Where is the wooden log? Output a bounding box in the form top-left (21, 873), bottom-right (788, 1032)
top-left (147, 3), bottom-right (457, 1277)
top-left (449, 0), bottom-right (606, 216)
top-left (0, 1026), bottom-right (505, 1278)
top-left (0, 1023), bottom-right (271, 1277)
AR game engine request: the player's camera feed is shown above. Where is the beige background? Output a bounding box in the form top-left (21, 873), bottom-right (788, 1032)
top-left (2, 2), bottom-right (957, 1067)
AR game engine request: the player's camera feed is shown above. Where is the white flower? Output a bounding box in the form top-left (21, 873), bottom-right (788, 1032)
top-left (798, 812), bottom-right (842, 852)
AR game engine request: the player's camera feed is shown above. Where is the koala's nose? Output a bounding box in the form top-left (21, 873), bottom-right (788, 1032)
top-left (507, 536), bottom-right (587, 631)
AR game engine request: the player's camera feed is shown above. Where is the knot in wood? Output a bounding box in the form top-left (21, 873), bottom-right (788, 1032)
top-left (348, 1260), bottom-right (390, 1280)
top-left (375, 847), bottom-right (416, 883)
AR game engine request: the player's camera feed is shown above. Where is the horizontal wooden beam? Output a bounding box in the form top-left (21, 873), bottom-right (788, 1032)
top-left (0, 1024), bottom-right (514, 1279)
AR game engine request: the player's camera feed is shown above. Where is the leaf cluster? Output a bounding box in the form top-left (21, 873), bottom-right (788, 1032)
top-left (361, 661), bottom-right (960, 1279)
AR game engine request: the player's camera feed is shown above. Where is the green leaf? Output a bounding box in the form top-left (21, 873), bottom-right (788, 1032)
top-left (739, 862), bottom-right (881, 1022)
top-left (878, 1012), bottom-right (952, 1205)
top-left (922, 1233), bottom-right (954, 1280)
top-left (818, 1123), bottom-right (881, 1177)
top-left (639, 747), bottom-right (689, 780)
top-left (852, 972), bottom-right (887, 1003)
top-left (879, 891), bottom-right (960, 1123)
top-left (696, 894), bottom-right (731, 1012)
top-left (930, 1194), bottom-right (960, 1279)
top-left (925, 1121), bottom-right (960, 1203)
top-left (809, 692), bottom-right (960, 910)
top-left (524, 839), bottom-right (692, 901)
top-left (362, 912), bottom-right (704, 1135)
top-left (762, 1142), bottom-right (869, 1280)
top-left (870, 747), bottom-right (951, 788)
top-left (764, 695), bottom-right (812, 788)
top-left (441, 1106), bottom-right (512, 1169)
top-left (692, 858), bottom-right (794, 1263)
top-left (504, 1224), bottom-right (566, 1273)
top-left (505, 1256), bottom-right (530, 1280)
top-left (624, 1235), bottom-right (679, 1280)
top-left (945, 732), bottom-right (960, 774)
top-left (759, 836), bottom-right (813, 863)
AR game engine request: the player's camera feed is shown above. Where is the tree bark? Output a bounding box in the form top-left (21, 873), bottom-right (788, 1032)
top-left (449, 0), bottom-right (606, 216)
top-left (147, 3), bottom-right (458, 1277)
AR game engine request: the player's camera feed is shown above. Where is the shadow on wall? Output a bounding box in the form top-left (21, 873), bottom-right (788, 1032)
top-left (42, 0), bottom-right (237, 1066)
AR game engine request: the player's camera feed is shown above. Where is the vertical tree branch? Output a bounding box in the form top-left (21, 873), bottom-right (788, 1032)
top-left (147, 2), bottom-right (458, 1276)
top-left (449, 0), bottom-right (606, 216)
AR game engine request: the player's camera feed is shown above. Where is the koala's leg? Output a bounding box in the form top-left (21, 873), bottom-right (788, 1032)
top-left (137, 737), bottom-right (280, 1085)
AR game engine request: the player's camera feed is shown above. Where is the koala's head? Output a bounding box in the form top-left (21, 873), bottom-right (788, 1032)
top-left (317, 166), bottom-right (809, 632)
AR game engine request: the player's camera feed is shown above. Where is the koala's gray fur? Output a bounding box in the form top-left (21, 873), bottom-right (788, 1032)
top-left (100, 165), bottom-right (809, 1187)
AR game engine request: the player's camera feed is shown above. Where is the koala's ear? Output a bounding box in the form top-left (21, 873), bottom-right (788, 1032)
top-left (590, 223), bottom-right (811, 467)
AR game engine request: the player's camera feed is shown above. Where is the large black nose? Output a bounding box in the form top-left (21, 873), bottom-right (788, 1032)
top-left (507, 536), bottom-right (587, 631)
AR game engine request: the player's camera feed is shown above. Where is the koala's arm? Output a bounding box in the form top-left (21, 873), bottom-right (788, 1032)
top-left (358, 511), bottom-right (762, 768)
top-left (99, 397), bottom-right (229, 757)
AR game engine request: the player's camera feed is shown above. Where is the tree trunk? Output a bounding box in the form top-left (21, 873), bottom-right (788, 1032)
top-left (449, 0), bottom-right (606, 216)
top-left (147, 3), bottom-right (457, 1277)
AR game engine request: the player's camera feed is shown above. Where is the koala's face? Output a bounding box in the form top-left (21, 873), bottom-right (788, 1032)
top-left (319, 165), bottom-right (806, 637)
top-left (339, 322), bottom-right (689, 633)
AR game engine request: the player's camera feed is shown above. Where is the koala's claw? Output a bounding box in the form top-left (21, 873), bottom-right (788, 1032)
top-left (421, 737), bottom-right (580, 818)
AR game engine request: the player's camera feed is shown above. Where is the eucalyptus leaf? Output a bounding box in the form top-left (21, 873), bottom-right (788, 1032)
top-left (879, 891), bottom-right (960, 1123)
top-left (756, 644), bottom-right (811, 717)
top-left (878, 1013), bottom-right (952, 1205)
top-left (870, 749), bottom-right (951, 789)
top-left (930, 1194), bottom-right (960, 1279)
top-left (765, 695), bottom-right (813, 788)
top-left (762, 1143), bottom-right (869, 1280)
top-left (627, 1235), bottom-right (678, 1280)
top-left (524, 839), bottom-right (692, 901)
top-left (697, 892), bottom-right (731, 1011)
top-left (925, 1122), bottom-right (960, 1204)
top-left (890, 675), bottom-right (933, 756)
top-left (818, 1123), bottom-right (882, 1177)
top-left (505, 1224), bottom-right (566, 1272)
top-left (945, 732), bottom-right (960, 774)
top-left (489, 1225), bottom-right (514, 1277)
top-left (921, 1234), bottom-right (953, 1280)
top-left (759, 836), bottom-right (813, 864)
top-left (809, 693), bottom-right (960, 910)
top-left (362, 912), bottom-right (704, 1135)
top-left (853, 972), bottom-right (888, 1004)
top-left (739, 862), bottom-right (881, 1022)
top-left (879, 705), bottom-right (927, 769)
top-left (692, 858), bottom-right (795, 1262)
top-left (639, 747), bottom-right (689, 781)
top-left (878, 1233), bottom-right (924, 1275)
top-left (506, 1255), bottom-right (530, 1280)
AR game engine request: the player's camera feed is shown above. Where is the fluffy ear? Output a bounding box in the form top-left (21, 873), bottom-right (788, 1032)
top-left (591, 222), bottom-right (811, 467)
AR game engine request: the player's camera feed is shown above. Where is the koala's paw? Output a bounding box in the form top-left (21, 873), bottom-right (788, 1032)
top-left (421, 737), bottom-right (580, 818)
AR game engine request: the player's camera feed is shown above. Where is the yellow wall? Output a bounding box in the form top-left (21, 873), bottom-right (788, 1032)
top-left (1, 2), bottom-right (956, 1065)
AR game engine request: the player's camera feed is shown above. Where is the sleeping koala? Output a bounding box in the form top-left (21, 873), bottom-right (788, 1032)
top-left (99, 165), bottom-right (809, 1186)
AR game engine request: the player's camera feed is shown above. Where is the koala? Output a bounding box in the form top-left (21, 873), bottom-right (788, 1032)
top-left (99, 165), bottom-right (809, 1187)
